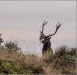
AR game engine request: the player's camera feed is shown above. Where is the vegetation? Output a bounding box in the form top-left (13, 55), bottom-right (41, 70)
top-left (4, 41), bottom-right (21, 51)
top-left (0, 44), bottom-right (76, 74)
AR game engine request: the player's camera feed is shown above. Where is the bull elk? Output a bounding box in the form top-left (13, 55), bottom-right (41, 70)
top-left (39, 20), bottom-right (61, 60)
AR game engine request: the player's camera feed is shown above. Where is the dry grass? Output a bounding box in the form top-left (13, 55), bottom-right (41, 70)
top-left (0, 47), bottom-right (76, 74)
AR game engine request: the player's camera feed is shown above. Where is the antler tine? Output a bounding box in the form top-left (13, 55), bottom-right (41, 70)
top-left (41, 20), bottom-right (48, 33)
top-left (56, 22), bottom-right (61, 30)
top-left (43, 20), bottom-right (48, 26)
top-left (48, 22), bottom-right (61, 37)
top-left (39, 20), bottom-right (47, 41)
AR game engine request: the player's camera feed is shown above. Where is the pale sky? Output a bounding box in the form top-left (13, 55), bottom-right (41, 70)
top-left (0, 1), bottom-right (76, 56)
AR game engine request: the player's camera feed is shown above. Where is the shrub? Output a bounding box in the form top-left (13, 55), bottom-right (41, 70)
top-left (4, 41), bottom-right (21, 52)
top-left (61, 54), bottom-right (76, 61)
top-left (68, 48), bottom-right (76, 57)
top-left (0, 60), bottom-right (17, 74)
top-left (54, 46), bottom-right (68, 58)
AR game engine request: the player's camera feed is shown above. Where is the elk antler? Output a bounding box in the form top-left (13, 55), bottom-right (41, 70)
top-left (48, 22), bottom-right (61, 37)
top-left (40, 20), bottom-right (48, 37)
top-left (39, 20), bottom-right (48, 41)
top-left (41, 20), bottom-right (48, 34)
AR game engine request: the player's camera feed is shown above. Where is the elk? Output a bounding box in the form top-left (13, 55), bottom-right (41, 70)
top-left (39, 20), bottom-right (61, 60)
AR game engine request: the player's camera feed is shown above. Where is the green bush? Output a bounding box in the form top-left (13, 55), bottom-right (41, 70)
top-left (54, 46), bottom-right (68, 58)
top-left (0, 60), bottom-right (44, 74)
top-left (61, 54), bottom-right (76, 61)
top-left (68, 48), bottom-right (76, 57)
top-left (0, 60), bottom-right (17, 74)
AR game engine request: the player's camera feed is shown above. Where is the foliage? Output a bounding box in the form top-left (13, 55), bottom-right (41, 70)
top-left (54, 46), bottom-right (76, 62)
top-left (0, 59), bottom-right (44, 74)
top-left (54, 46), bottom-right (68, 58)
top-left (4, 41), bottom-right (21, 51)
top-left (61, 54), bottom-right (76, 61)
top-left (68, 48), bottom-right (76, 57)
top-left (0, 46), bottom-right (76, 74)
top-left (0, 60), bottom-right (17, 74)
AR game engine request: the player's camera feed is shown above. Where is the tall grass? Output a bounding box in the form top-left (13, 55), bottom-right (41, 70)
top-left (0, 45), bottom-right (76, 74)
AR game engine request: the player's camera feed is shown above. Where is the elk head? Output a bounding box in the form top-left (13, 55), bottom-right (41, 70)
top-left (40, 21), bottom-right (61, 43)
top-left (40, 20), bottom-right (48, 42)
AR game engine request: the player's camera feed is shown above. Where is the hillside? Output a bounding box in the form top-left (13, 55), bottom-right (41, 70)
top-left (0, 46), bottom-right (76, 74)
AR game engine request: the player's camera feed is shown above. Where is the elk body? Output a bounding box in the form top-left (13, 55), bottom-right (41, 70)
top-left (39, 20), bottom-right (61, 60)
